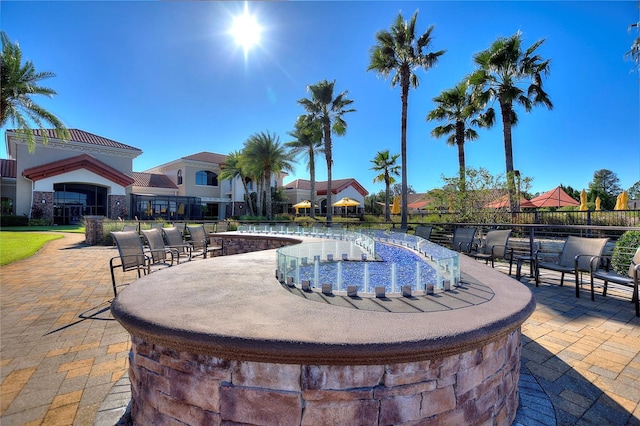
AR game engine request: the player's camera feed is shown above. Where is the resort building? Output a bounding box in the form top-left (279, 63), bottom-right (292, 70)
top-left (284, 178), bottom-right (369, 215)
top-left (0, 129), bottom-right (363, 223)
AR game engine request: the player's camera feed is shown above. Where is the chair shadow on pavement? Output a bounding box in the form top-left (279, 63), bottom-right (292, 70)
top-left (520, 338), bottom-right (636, 425)
top-left (43, 300), bottom-right (115, 336)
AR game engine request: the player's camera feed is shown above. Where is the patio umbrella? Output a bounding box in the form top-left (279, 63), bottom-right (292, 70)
top-left (595, 197), bottom-right (602, 211)
top-left (529, 186), bottom-right (580, 208)
top-left (579, 189), bottom-right (588, 211)
top-left (332, 197), bottom-right (360, 207)
top-left (390, 195), bottom-right (401, 215)
top-left (615, 191), bottom-right (628, 211)
top-left (293, 200), bottom-right (316, 214)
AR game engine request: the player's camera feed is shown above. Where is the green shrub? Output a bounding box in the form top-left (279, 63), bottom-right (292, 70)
top-left (611, 230), bottom-right (640, 275)
top-left (28, 218), bottom-right (53, 226)
top-left (0, 215), bottom-right (29, 227)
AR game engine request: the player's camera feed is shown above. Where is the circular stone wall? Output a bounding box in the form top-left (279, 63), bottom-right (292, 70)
top-left (111, 235), bottom-right (535, 425)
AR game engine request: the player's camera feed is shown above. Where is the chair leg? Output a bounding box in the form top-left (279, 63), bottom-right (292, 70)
top-left (534, 264), bottom-right (540, 287)
top-left (590, 275), bottom-right (595, 301)
top-left (575, 271), bottom-right (580, 298)
top-left (602, 281), bottom-right (608, 297)
top-left (560, 272), bottom-right (565, 287)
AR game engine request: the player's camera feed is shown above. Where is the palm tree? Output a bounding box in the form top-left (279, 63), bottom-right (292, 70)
top-left (469, 31), bottom-right (552, 212)
top-left (298, 79), bottom-right (355, 224)
top-left (219, 150), bottom-right (255, 217)
top-left (368, 11), bottom-right (445, 229)
top-left (242, 131), bottom-right (294, 220)
top-left (370, 150), bottom-right (400, 222)
top-left (0, 31), bottom-right (69, 152)
top-left (426, 81), bottom-right (484, 193)
top-left (286, 115), bottom-right (324, 219)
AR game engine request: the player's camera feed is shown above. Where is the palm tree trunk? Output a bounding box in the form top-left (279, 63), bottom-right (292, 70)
top-left (384, 174), bottom-right (391, 222)
top-left (265, 168), bottom-right (272, 220)
top-left (456, 121), bottom-right (466, 193)
top-left (400, 73), bottom-right (409, 229)
top-left (241, 179), bottom-right (254, 217)
top-left (499, 98), bottom-right (517, 212)
top-left (324, 122), bottom-right (333, 224)
top-left (309, 156), bottom-right (316, 219)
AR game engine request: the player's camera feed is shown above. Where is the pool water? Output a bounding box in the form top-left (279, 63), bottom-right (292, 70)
top-left (294, 242), bottom-right (438, 293)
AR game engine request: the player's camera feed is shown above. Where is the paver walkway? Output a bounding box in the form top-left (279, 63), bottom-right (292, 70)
top-left (0, 233), bottom-right (639, 425)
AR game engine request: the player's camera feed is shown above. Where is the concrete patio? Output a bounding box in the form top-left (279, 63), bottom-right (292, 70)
top-left (0, 232), bottom-right (638, 425)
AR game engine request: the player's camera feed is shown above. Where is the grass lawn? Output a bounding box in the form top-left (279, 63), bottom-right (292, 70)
top-left (0, 232), bottom-right (64, 266)
top-left (0, 225), bottom-right (84, 266)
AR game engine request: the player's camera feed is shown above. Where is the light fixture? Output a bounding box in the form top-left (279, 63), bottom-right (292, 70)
top-left (116, 201), bottom-right (120, 206)
top-left (41, 199), bottom-right (46, 204)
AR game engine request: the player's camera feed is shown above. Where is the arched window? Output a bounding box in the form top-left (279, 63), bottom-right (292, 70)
top-left (177, 170), bottom-right (183, 185)
top-left (196, 170), bottom-right (218, 186)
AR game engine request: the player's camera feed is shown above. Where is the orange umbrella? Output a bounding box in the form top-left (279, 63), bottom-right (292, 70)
top-left (390, 195), bottom-right (401, 214)
top-left (579, 189), bottom-right (588, 211)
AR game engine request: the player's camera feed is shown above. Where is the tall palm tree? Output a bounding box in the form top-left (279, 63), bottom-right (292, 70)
top-left (242, 131), bottom-right (294, 220)
top-left (469, 31), bottom-right (552, 212)
top-left (426, 81), bottom-right (484, 193)
top-left (0, 31), bottom-right (69, 152)
top-left (219, 150), bottom-right (255, 217)
top-left (368, 11), bottom-right (445, 229)
top-left (298, 79), bottom-right (355, 224)
top-left (370, 150), bottom-right (400, 222)
top-left (286, 115), bottom-right (324, 218)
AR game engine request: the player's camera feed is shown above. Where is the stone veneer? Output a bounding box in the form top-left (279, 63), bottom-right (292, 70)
top-left (112, 235), bottom-right (535, 426)
top-left (129, 329), bottom-right (521, 425)
top-left (32, 191), bottom-right (53, 222)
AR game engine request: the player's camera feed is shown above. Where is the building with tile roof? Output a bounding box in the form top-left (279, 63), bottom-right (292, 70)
top-left (283, 178), bottom-right (369, 215)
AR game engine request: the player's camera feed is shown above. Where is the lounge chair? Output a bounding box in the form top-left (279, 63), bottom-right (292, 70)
top-left (162, 227), bottom-right (194, 260)
top-left (452, 227), bottom-right (477, 253)
top-left (414, 225), bottom-right (432, 241)
top-left (215, 221), bottom-right (229, 232)
top-left (589, 246), bottom-right (640, 317)
top-left (469, 229), bottom-right (514, 273)
top-left (186, 225), bottom-right (223, 258)
top-left (141, 228), bottom-right (181, 264)
top-left (110, 230), bottom-right (175, 297)
top-left (534, 236), bottom-right (609, 297)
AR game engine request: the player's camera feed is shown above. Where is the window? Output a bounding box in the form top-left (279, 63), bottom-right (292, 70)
top-left (196, 170), bottom-right (218, 186)
top-left (177, 170), bottom-right (183, 185)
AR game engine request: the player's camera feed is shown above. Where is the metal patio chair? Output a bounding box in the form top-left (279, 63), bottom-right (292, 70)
top-left (469, 229), bottom-right (514, 273)
top-left (535, 236), bottom-right (609, 297)
top-left (186, 225), bottom-right (223, 259)
top-left (589, 246), bottom-right (640, 317)
top-left (452, 227), bottom-right (477, 253)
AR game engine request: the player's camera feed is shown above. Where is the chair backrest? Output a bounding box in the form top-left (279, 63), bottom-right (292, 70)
top-left (453, 227), bottom-right (477, 253)
top-left (484, 229), bottom-right (512, 257)
top-left (216, 221), bottom-right (229, 232)
top-left (122, 224), bottom-right (138, 232)
top-left (559, 236), bottom-right (609, 270)
top-left (172, 222), bottom-right (187, 236)
top-left (141, 228), bottom-right (167, 262)
top-left (111, 231), bottom-right (146, 271)
top-left (628, 246), bottom-right (640, 278)
top-left (186, 225), bottom-right (208, 250)
top-left (162, 227), bottom-right (184, 246)
top-left (150, 223), bottom-right (164, 230)
top-left (415, 225), bottom-right (432, 241)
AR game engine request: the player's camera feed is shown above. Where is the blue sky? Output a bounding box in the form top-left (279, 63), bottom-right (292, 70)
top-left (1, 1), bottom-right (638, 196)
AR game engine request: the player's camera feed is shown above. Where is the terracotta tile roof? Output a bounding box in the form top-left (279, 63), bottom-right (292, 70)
top-left (182, 152), bottom-right (227, 164)
top-left (9, 129), bottom-right (141, 153)
top-left (22, 153), bottom-right (134, 187)
top-left (132, 172), bottom-right (178, 189)
top-left (284, 178), bottom-right (369, 197)
top-left (1, 159), bottom-right (16, 178)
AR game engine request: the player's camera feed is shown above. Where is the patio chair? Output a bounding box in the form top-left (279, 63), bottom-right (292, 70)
top-left (589, 246), bottom-right (640, 317)
top-left (215, 221), bottom-right (229, 232)
top-left (110, 230), bottom-right (175, 297)
top-left (414, 225), bottom-right (432, 241)
top-left (534, 236), bottom-right (609, 297)
top-left (162, 227), bottom-right (194, 261)
top-left (141, 228), bottom-right (181, 264)
top-left (186, 225), bottom-right (223, 259)
top-left (122, 224), bottom-right (138, 232)
top-left (452, 227), bottom-right (477, 253)
top-left (468, 229), bottom-right (514, 273)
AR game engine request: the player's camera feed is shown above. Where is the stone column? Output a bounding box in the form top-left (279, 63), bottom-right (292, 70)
top-left (84, 216), bottom-right (104, 246)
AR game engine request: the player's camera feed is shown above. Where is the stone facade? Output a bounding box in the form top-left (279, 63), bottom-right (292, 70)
top-left (128, 328), bottom-right (521, 425)
top-left (84, 216), bottom-right (104, 246)
top-left (213, 235), bottom-right (299, 256)
top-left (109, 195), bottom-right (127, 220)
top-left (32, 191), bottom-right (53, 222)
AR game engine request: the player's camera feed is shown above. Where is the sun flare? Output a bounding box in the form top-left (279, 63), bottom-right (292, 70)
top-left (230, 3), bottom-right (262, 55)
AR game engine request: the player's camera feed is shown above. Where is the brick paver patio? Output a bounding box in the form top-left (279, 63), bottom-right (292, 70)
top-left (0, 233), bottom-right (638, 425)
